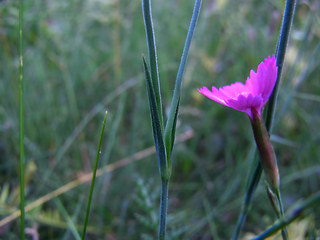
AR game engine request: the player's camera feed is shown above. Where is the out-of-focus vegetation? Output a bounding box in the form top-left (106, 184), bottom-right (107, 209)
top-left (0, 0), bottom-right (319, 239)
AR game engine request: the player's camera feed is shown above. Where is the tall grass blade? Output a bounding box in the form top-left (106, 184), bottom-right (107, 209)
top-left (142, 0), bottom-right (163, 130)
top-left (81, 111), bottom-right (108, 240)
top-left (18, 0), bottom-right (25, 238)
top-left (164, 0), bottom-right (202, 163)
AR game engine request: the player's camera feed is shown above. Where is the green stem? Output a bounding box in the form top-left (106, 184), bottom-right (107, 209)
top-left (250, 110), bottom-right (288, 240)
top-left (81, 111), bottom-right (108, 240)
top-left (18, 0), bottom-right (25, 238)
top-left (275, 189), bottom-right (288, 240)
top-left (250, 109), bottom-right (279, 191)
top-left (159, 179), bottom-right (169, 240)
top-left (250, 110), bottom-right (290, 240)
top-left (266, 0), bottom-right (296, 130)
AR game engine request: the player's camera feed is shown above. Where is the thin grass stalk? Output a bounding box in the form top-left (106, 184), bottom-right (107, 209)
top-left (81, 111), bottom-right (108, 240)
top-left (232, 1), bottom-right (296, 239)
top-left (18, 0), bottom-right (25, 238)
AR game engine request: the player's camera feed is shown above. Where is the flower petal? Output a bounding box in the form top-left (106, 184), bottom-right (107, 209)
top-left (219, 82), bottom-right (246, 99)
top-left (226, 94), bottom-right (263, 118)
top-left (198, 87), bottom-right (228, 106)
top-left (245, 55), bottom-right (277, 106)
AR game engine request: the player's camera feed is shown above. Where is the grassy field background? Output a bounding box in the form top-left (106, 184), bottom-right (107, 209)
top-left (0, 0), bottom-right (319, 239)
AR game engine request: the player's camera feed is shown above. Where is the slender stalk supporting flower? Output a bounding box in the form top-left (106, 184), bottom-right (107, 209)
top-left (249, 108), bottom-right (279, 191)
top-left (250, 108), bottom-right (288, 239)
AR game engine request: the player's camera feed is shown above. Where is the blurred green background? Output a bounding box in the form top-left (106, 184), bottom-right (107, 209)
top-left (0, 0), bottom-right (319, 239)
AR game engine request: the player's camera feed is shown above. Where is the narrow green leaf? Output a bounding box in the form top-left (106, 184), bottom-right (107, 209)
top-left (142, 0), bottom-right (163, 130)
top-left (82, 111), bottom-right (108, 240)
top-left (164, 0), bottom-right (202, 162)
top-left (142, 57), bottom-right (167, 177)
top-left (164, 97), bottom-right (180, 165)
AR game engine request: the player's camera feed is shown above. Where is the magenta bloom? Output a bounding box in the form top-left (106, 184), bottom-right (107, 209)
top-left (199, 56), bottom-right (278, 119)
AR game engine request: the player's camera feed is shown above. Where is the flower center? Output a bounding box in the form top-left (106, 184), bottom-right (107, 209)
top-left (240, 91), bottom-right (249, 97)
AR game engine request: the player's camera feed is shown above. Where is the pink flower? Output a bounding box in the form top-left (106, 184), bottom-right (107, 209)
top-left (198, 56), bottom-right (278, 119)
